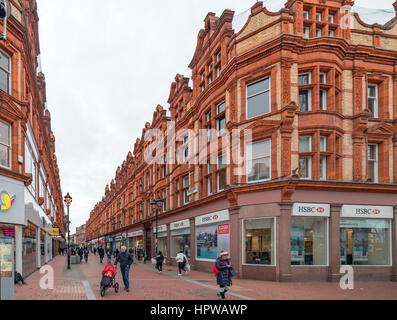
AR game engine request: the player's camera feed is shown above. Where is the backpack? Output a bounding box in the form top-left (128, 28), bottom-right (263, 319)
top-left (212, 262), bottom-right (220, 275)
top-left (183, 255), bottom-right (187, 264)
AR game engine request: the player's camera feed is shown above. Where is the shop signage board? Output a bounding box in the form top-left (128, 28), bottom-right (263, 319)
top-left (170, 219), bottom-right (190, 231)
top-left (341, 205), bottom-right (393, 219)
top-left (153, 224), bottom-right (167, 233)
top-left (45, 228), bottom-right (59, 236)
top-left (0, 237), bottom-right (14, 300)
top-left (195, 210), bottom-right (229, 226)
top-left (0, 176), bottom-right (24, 225)
top-left (127, 230), bottom-right (143, 238)
top-left (292, 203), bottom-right (330, 217)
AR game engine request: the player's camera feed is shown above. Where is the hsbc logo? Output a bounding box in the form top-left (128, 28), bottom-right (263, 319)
top-left (355, 208), bottom-right (381, 215)
top-left (298, 206), bottom-right (325, 213)
top-left (293, 203), bottom-right (330, 217)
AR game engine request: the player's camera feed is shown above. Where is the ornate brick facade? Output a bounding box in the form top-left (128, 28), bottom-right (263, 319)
top-left (87, 1), bottom-right (397, 281)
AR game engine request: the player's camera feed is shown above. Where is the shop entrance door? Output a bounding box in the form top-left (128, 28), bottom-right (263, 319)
top-left (340, 229), bottom-right (354, 265)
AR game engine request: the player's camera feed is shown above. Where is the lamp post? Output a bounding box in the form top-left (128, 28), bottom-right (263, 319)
top-left (64, 192), bottom-right (72, 269)
top-left (150, 198), bottom-right (163, 255)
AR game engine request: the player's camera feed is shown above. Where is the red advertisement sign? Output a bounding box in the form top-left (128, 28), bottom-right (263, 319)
top-left (218, 224), bottom-right (229, 235)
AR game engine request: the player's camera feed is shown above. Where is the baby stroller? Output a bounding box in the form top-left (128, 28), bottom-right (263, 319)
top-left (100, 264), bottom-right (119, 297)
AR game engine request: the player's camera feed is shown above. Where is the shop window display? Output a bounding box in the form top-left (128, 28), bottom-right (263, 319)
top-left (340, 219), bottom-right (390, 266)
top-left (22, 223), bottom-right (37, 277)
top-left (171, 231), bottom-right (190, 258)
top-left (243, 218), bottom-right (274, 265)
top-left (291, 217), bottom-right (327, 265)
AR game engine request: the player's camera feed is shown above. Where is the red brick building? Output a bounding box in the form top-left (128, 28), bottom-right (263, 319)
top-left (87, 0), bottom-right (397, 282)
top-left (0, 0), bottom-right (65, 278)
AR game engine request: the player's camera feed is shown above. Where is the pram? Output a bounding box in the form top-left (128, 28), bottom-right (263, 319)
top-left (100, 264), bottom-right (119, 297)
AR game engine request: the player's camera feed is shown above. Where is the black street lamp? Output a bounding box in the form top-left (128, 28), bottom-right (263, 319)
top-left (64, 192), bottom-right (72, 270)
top-left (150, 198), bottom-right (163, 255)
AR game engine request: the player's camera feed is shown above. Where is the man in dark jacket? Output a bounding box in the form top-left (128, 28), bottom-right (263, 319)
top-left (106, 248), bottom-right (112, 264)
top-left (77, 247), bottom-right (84, 263)
top-left (98, 246), bottom-right (105, 263)
top-left (215, 251), bottom-right (232, 300)
top-left (114, 246), bottom-right (133, 292)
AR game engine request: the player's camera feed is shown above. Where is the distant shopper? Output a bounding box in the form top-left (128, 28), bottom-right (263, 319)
top-left (143, 251), bottom-right (147, 264)
top-left (98, 246), bottom-right (105, 264)
top-left (176, 250), bottom-right (188, 276)
top-left (94, 247), bottom-right (97, 255)
top-left (84, 247), bottom-right (89, 263)
top-left (114, 248), bottom-right (120, 259)
top-left (78, 247), bottom-right (84, 263)
top-left (155, 251), bottom-right (164, 273)
top-left (106, 248), bottom-right (112, 264)
top-left (215, 251), bottom-right (233, 300)
top-left (114, 246), bottom-right (133, 292)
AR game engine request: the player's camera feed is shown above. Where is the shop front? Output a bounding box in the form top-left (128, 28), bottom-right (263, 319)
top-left (127, 230), bottom-right (143, 257)
top-left (114, 235), bottom-right (123, 252)
top-left (22, 222), bottom-right (38, 277)
top-left (195, 210), bottom-right (230, 262)
top-left (340, 205), bottom-right (392, 267)
top-left (153, 224), bottom-right (167, 256)
top-left (170, 219), bottom-right (190, 258)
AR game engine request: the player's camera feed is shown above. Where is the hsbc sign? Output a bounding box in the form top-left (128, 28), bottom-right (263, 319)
top-left (341, 205), bottom-right (393, 219)
top-left (170, 219), bottom-right (190, 231)
top-left (292, 203), bottom-right (330, 217)
top-left (195, 210), bottom-right (229, 226)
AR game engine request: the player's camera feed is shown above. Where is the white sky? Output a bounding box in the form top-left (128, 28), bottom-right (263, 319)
top-left (35, 0), bottom-right (395, 234)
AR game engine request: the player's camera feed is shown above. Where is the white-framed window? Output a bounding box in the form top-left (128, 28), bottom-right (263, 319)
top-left (0, 120), bottom-right (11, 168)
top-left (319, 72), bottom-right (327, 84)
top-left (0, 51), bottom-right (11, 94)
top-left (216, 51), bottom-right (221, 62)
top-left (298, 73), bottom-right (311, 85)
top-left (328, 14), bottom-right (334, 23)
top-left (183, 175), bottom-right (189, 204)
top-left (183, 135), bottom-right (189, 163)
top-left (216, 101), bottom-right (226, 136)
top-left (299, 136), bottom-right (312, 179)
top-left (217, 101), bottom-right (225, 114)
top-left (320, 136), bottom-right (327, 152)
top-left (208, 74), bottom-right (213, 85)
top-left (216, 65), bottom-right (221, 78)
top-left (316, 12), bottom-right (322, 21)
top-left (368, 84), bottom-right (378, 118)
top-left (328, 29), bottom-right (335, 37)
top-left (316, 28), bottom-right (322, 37)
top-left (319, 90), bottom-right (327, 110)
top-left (246, 139), bottom-right (271, 182)
top-left (320, 156), bottom-right (327, 180)
top-left (246, 77), bottom-right (271, 119)
top-left (299, 73), bottom-right (312, 111)
top-left (162, 189), bottom-right (167, 211)
top-left (217, 154), bottom-right (226, 191)
top-left (303, 10), bottom-right (309, 19)
top-left (243, 217), bottom-right (276, 266)
top-left (368, 143), bottom-right (378, 183)
top-left (303, 27), bottom-right (310, 38)
top-left (207, 161), bottom-right (213, 195)
top-left (208, 63), bottom-right (213, 73)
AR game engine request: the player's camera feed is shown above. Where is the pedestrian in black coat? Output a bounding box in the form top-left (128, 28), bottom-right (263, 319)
top-left (215, 252), bottom-right (232, 300)
top-left (155, 251), bottom-right (164, 273)
top-left (114, 246), bottom-right (133, 292)
top-left (98, 246), bottom-right (105, 263)
top-left (77, 247), bottom-right (84, 263)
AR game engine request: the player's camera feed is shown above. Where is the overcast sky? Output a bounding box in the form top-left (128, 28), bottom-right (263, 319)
top-left (35, 0), bottom-right (395, 235)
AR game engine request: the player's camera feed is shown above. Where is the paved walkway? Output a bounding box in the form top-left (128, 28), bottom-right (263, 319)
top-left (14, 254), bottom-right (397, 300)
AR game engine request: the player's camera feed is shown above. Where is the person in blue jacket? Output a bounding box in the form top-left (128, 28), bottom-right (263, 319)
top-left (215, 251), bottom-right (232, 300)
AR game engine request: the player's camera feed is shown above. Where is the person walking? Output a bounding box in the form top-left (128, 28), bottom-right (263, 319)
top-left (106, 248), bottom-right (112, 264)
top-left (114, 248), bottom-right (120, 259)
top-left (114, 246), bottom-right (133, 292)
top-left (155, 251), bottom-right (164, 273)
top-left (77, 247), bottom-right (83, 263)
top-left (215, 251), bottom-right (233, 300)
top-left (98, 246), bottom-right (105, 264)
top-left (176, 250), bottom-right (188, 276)
top-left (94, 247), bottom-right (97, 255)
top-left (84, 247), bottom-right (89, 263)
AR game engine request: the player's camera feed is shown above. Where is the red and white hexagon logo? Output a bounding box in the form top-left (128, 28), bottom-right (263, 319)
top-left (317, 207), bottom-right (325, 213)
top-left (372, 209), bottom-right (380, 215)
